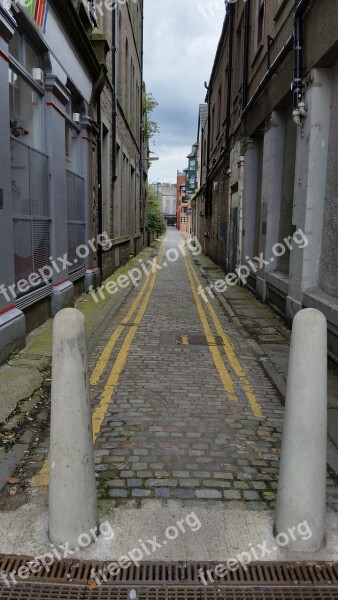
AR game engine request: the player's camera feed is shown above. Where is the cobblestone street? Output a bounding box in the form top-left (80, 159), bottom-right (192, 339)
top-left (90, 230), bottom-right (283, 507)
top-left (12, 229), bottom-right (336, 510)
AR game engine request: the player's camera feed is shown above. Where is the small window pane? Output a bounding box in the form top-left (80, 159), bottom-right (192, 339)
top-left (9, 69), bottom-right (42, 151)
top-left (66, 122), bottom-right (80, 172)
top-left (8, 30), bottom-right (21, 62)
top-left (26, 42), bottom-right (41, 75)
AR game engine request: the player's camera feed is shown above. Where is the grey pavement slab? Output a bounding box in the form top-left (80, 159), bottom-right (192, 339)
top-left (0, 499), bottom-right (337, 562)
top-left (0, 365), bottom-right (43, 423)
top-left (199, 251), bottom-right (338, 472)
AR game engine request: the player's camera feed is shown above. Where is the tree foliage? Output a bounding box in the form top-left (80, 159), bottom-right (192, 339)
top-left (143, 92), bottom-right (160, 141)
top-left (147, 184), bottom-right (166, 233)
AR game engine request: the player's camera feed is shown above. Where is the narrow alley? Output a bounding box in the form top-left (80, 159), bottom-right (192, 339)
top-left (0, 228), bottom-right (338, 588)
top-left (1, 0), bottom-right (338, 596)
top-left (4, 229), bottom-right (337, 509)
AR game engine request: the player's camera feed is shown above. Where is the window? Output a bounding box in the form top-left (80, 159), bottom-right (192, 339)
top-left (211, 104), bottom-right (215, 145)
top-left (11, 139), bottom-right (50, 288)
top-left (257, 0), bottom-right (265, 46)
top-left (102, 124), bottom-right (111, 234)
top-left (217, 84), bottom-right (222, 131)
top-left (8, 32), bottom-right (48, 292)
top-left (87, 0), bottom-right (98, 27)
top-left (67, 171), bottom-right (86, 273)
top-left (8, 30), bottom-right (21, 62)
top-left (65, 121), bottom-right (80, 172)
top-left (66, 112), bottom-right (84, 274)
top-left (181, 217), bottom-right (188, 224)
top-left (235, 18), bottom-right (244, 93)
top-left (124, 38), bottom-right (129, 118)
top-left (9, 30), bottom-right (42, 75)
top-left (25, 42), bottom-right (41, 76)
top-left (9, 69), bottom-right (43, 152)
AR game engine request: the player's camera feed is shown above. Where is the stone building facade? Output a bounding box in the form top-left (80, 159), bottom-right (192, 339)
top-left (157, 183), bottom-right (176, 222)
top-left (192, 0), bottom-right (338, 361)
top-left (92, 0), bottom-right (147, 279)
top-left (0, 0), bottom-right (147, 364)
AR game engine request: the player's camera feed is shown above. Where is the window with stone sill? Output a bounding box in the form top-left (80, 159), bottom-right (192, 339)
top-left (257, 0), bottom-right (266, 47)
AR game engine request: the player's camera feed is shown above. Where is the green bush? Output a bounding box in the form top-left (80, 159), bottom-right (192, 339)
top-left (147, 185), bottom-right (166, 234)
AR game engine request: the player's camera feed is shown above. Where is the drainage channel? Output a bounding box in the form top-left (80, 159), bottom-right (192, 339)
top-left (0, 558), bottom-right (338, 599)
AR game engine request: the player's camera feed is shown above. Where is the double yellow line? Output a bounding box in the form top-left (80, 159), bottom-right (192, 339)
top-left (31, 242), bottom-right (165, 489)
top-left (92, 242), bottom-right (165, 439)
top-left (183, 249), bottom-right (263, 418)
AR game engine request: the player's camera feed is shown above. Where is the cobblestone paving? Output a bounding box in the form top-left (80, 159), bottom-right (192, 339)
top-left (6, 229), bottom-right (338, 510)
top-left (87, 229), bottom-right (337, 508)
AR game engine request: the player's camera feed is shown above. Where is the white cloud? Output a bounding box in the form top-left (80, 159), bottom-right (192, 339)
top-left (144, 0), bottom-right (224, 183)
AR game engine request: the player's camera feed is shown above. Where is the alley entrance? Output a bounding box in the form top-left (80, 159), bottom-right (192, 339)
top-left (17, 229), bottom-right (288, 505)
top-left (1, 227), bottom-right (337, 512)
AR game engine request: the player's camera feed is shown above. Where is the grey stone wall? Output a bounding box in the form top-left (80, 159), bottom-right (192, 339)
top-left (277, 105), bottom-right (297, 275)
top-left (319, 60), bottom-right (338, 298)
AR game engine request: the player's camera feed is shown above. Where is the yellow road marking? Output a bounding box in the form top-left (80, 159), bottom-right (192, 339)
top-left (92, 243), bottom-right (165, 440)
top-left (90, 275), bottom-right (151, 386)
top-left (183, 254), bottom-right (237, 403)
top-left (31, 242), bottom-right (165, 489)
top-left (186, 252), bottom-right (263, 418)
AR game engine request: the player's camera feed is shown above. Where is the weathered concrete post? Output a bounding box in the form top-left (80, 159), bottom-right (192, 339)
top-left (274, 308), bottom-right (327, 551)
top-left (49, 308), bottom-right (97, 548)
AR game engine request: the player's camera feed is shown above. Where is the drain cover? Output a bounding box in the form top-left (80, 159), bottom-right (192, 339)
top-left (175, 335), bottom-right (223, 346)
top-left (0, 560), bottom-right (338, 599)
top-left (1, 582), bottom-right (338, 599)
top-left (90, 590), bottom-right (338, 599)
top-left (0, 583), bottom-right (84, 598)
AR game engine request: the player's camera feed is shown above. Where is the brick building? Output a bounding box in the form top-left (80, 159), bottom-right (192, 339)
top-left (176, 170), bottom-right (192, 234)
top-left (176, 171), bottom-right (185, 231)
top-left (192, 0), bottom-right (338, 361)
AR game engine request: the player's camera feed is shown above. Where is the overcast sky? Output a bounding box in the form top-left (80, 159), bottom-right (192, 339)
top-left (143, 0), bottom-right (225, 184)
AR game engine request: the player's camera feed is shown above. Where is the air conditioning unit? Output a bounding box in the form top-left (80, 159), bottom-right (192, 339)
top-left (73, 113), bottom-right (81, 124)
top-left (32, 68), bottom-right (44, 85)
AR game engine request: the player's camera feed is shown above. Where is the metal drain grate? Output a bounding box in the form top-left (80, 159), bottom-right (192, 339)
top-left (0, 583), bottom-right (83, 599)
top-left (1, 558), bottom-right (338, 586)
top-left (93, 589), bottom-right (338, 599)
top-left (0, 556), bottom-right (91, 584)
top-left (1, 584), bottom-right (338, 600)
top-left (1, 560), bottom-right (338, 599)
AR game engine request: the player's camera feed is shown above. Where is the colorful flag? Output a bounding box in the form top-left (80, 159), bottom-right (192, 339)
top-left (23, 0), bottom-right (49, 32)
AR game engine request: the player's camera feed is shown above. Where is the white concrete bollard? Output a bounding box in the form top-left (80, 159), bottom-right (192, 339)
top-left (274, 308), bottom-right (327, 551)
top-left (49, 308), bottom-right (97, 549)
